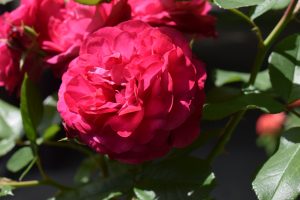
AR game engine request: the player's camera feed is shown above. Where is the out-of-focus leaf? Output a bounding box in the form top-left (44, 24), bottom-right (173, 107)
top-left (213, 0), bottom-right (264, 9)
top-left (256, 135), bottom-right (279, 156)
top-left (74, 157), bottom-right (99, 184)
top-left (137, 157), bottom-right (215, 200)
top-left (214, 69), bottom-right (271, 90)
top-left (134, 188), bottom-right (156, 200)
top-left (0, 100), bottom-right (22, 157)
top-left (75, 0), bottom-right (109, 5)
top-left (6, 147), bottom-right (34, 173)
top-left (269, 34), bottom-right (300, 103)
top-left (56, 174), bottom-right (133, 200)
top-left (253, 128), bottom-right (300, 200)
top-left (20, 75), bottom-right (43, 142)
top-left (38, 96), bottom-right (61, 140)
top-left (0, 0), bottom-right (13, 5)
top-left (0, 185), bottom-right (14, 197)
top-left (285, 112), bottom-right (300, 130)
top-left (203, 93), bottom-right (284, 120)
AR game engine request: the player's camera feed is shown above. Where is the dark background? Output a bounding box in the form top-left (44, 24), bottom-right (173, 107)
top-left (0, 2), bottom-right (299, 200)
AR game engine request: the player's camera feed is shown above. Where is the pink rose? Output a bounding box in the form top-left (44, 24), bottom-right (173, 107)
top-left (58, 20), bottom-right (206, 163)
top-left (256, 113), bottom-right (286, 136)
top-left (43, 0), bottom-right (131, 76)
top-left (0, 0), bottom-right (64, 92)
top-left (128, 0), bottom-right (216, 36)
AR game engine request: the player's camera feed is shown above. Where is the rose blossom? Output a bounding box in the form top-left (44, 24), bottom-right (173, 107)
top-left (256, 113), bottom-right (286, 136)
top-left (0, 0), bottom-right (64, 92)
top-left (43, 0), bottom-right (131, 76)
top-left (128, 0), bottom-right (216, 37)
top-left (58, 20), bottom-right (206, 163)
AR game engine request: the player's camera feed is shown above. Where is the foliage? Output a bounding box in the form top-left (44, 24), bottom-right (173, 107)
top-left (0, 0), bottom-right (299, 199)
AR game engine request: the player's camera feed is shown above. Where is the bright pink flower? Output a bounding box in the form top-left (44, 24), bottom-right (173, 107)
top-left (0, 0), bottom-right (64, 92)
top-left (43, 0), bottom-right (131, 76)
top-left (128, 0), bottom-right (216, 36)
top-left (256, 113), bottom-right (286, 136)
top-left (58, 20), bottom-right (207, 163)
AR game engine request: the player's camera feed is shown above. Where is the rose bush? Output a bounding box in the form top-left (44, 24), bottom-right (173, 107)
top-left (58, 20), bottom-right (206, 163)
top-left (128, 0), bottom-right (216, 36)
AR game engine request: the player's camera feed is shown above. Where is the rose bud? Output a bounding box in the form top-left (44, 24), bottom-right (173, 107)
top-left (0, 0), bottom-right (64, 93)
top-left (127, 0), bottom-right (216, 37)
top-left (256, 113), bottom-right (286, 136)
top-left (58, 20), bottom-right (207, 163)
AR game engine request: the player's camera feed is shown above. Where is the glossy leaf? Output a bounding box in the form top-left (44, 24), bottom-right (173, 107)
top-left (213, 0), bottom-right (264, 9)
top-left (271, 0), bottom-right (290, 9)
top-left (6, 147), bottom-right (34, 173)
top-left (251, 1), bottom-right (274, 20)
top-left (269, 34), bottom-right (300, 103)
top-left (20, 75), bottom-right (43, 142)
top-left (137, 157), bottom-right (215, 200)
top-left (203, 93), bottom-right (284, 120)
top-left (253, 128), bottom-right (300, 200)
top-left (134, 188), bottom-right (156, 200)
top-left (215, 69), bottom-right (271, 90)
top-left (0, 100), bottom-right (22, 157)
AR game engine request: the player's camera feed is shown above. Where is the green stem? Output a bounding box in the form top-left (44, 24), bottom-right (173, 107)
top-left (229, 9), bottom-right (264, 45)
top-left (264, 0), bottom-right (298, 47)
top-left (207, 1), bottom-right (298, 163)
top-left (43, 141), bottom-right (94, 157)
top-left (0, 180), bottom-right (41, 188)
top-left (207, 110), bottom-right (246, 163)
top-left (248, 0), bottom-right (298, 85)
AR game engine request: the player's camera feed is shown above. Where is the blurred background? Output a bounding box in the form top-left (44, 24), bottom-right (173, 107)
top-left (0, 1), bottom-right (299, 200)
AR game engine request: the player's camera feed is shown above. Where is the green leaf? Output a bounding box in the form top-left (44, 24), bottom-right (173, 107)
top-left (285, 112), bottom-right (300, 130)
top-left (102, 192), bottom-right (122, 200)
top-left (214, 69), bottom-right (271, 90)
top-left (0, 100), bottom-right (22, 157)
top-left (137, 157), bottom-right (215, 200)
top-left (74, 157), bottom-right (98, 184)
top-left (253, 128), bottom-right (300, 200)
top-left (74, 0), bottom-right (109, 5)
top-left (20, 75), bottom-right (43, 142)
top-left (213, 0), bottom-right (264, 9)
top-left (0, 0), bottom-right (13, 5)
top-left (251, 0), bottom-right (282, 19)
top-left (37, 96), bottom-right (61, 141)
top-left (56, 174), bottom-right (133, 200)
top-left (203, 93), bottom-right (284, 120)
top-left (269, 34), bottom-right (300, 103)
top-left (0, 185), bottom-right (14, 197)
top-left (6, 147), bottom-right (34, 173)
top-left (271, 0), bottom-right (290, 9)
top-left (256, 135), bottom-right (279, 156)
top-left (134, 188), bottom-right (156, 200)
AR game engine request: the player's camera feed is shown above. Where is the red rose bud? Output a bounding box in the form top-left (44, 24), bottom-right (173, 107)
top-left (58, 20), bottom-right (207, 163)
top-left (256, 113), bottom-right (286, 136)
